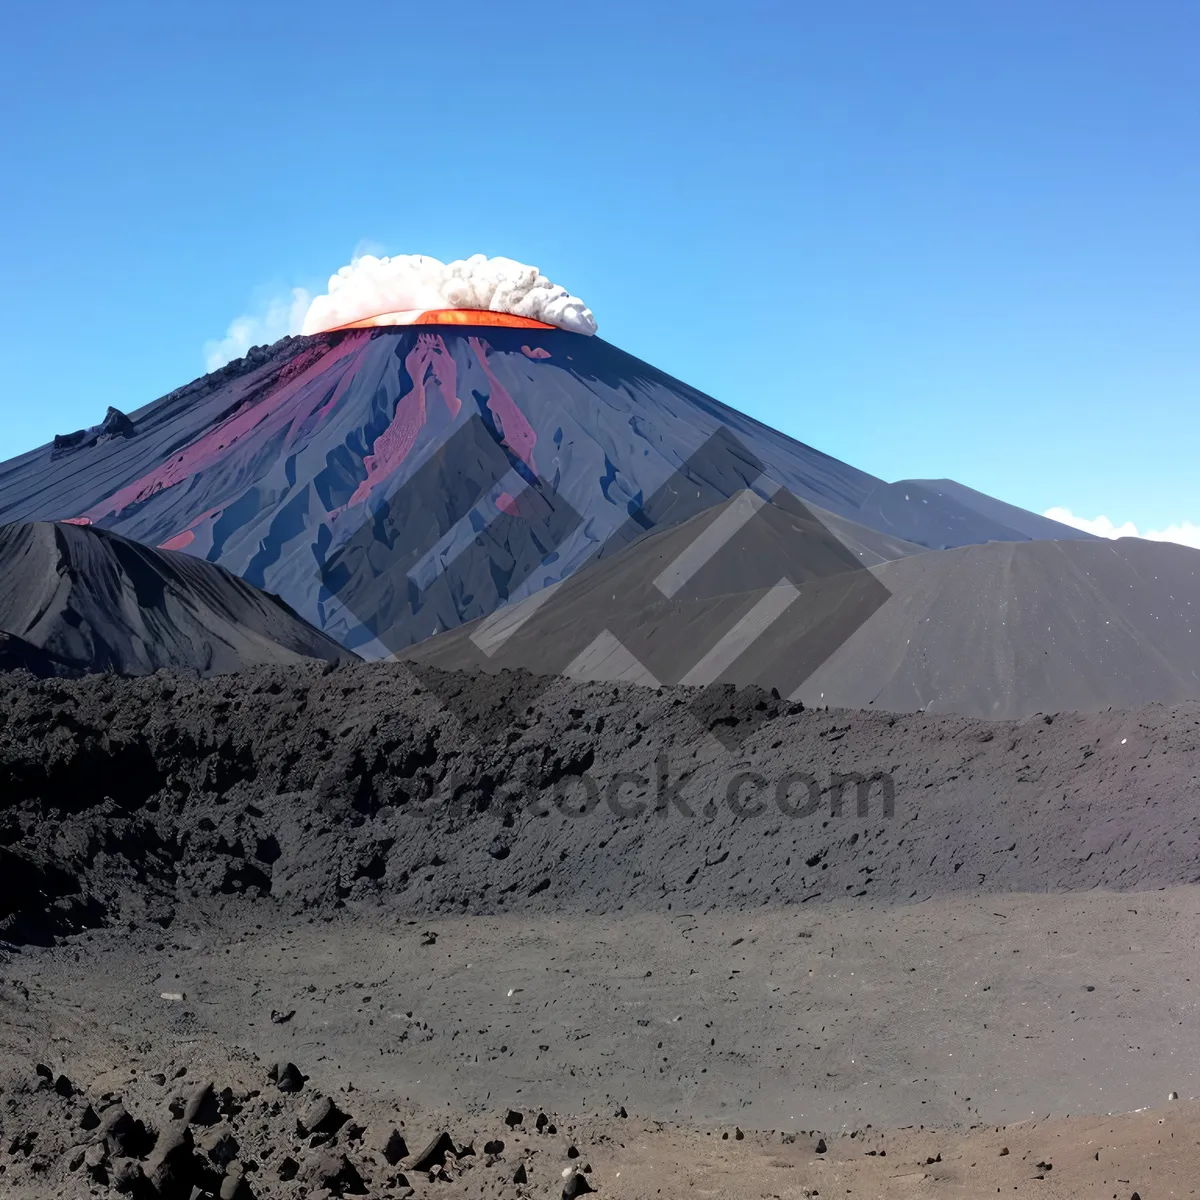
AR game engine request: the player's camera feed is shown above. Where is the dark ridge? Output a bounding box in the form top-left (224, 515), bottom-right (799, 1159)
top-left (0, 521), bottom-right (358, 678)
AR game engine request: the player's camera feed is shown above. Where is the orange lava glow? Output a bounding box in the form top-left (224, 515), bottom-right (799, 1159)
top-left (327, 308), bottom-right (555, 332)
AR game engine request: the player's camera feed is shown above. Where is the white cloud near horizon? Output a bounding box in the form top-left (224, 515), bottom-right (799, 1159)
top-left (1045, 506), bottom-right (1200, 550)
top-left (203, 286), bottom-right (311, 372)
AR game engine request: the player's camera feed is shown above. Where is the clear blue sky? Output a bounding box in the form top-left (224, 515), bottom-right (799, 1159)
top-left (2, 0), bottom-right (1196, 534)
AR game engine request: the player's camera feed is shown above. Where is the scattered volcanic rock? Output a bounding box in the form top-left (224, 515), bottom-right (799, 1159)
top-left (97, 406), bottom-right (136, 441)
top-left (366, 1124), bottom-right (408, 1165)
top-left (97, 1102), bottom-right (153, 1158)
top-left (183, 1080), bottom-right (220, 1126)
top-left (298, 1094), bottom-right (349, 1137)
top-left (51, 407), bottom-right (137, 458)
top-left (562, 1170), bottom-right (594, 1198)
top-left (307, 1151), bottom-right (367, 1194)
top-left (145, 1124), bottom-right (205, 1195)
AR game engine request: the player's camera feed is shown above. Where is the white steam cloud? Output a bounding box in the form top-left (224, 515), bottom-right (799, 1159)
top-left (204, 287), bottom-right (311, 372)
top-left (301, 254), bottom-right (597, 336)
top-left (1045, 506), bottom-right (1200, 550)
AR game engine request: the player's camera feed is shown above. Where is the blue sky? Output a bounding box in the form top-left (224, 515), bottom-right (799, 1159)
top-left (2, 1), bottom-right (1196, 538)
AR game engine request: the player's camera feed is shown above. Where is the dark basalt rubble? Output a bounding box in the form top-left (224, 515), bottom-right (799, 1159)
top-left (0, 1056), bottom-right (581, 1199)
top-left (1, 661), bottom-right (1198, 947)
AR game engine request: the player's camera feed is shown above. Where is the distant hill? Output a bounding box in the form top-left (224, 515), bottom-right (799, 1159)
top-left (0, 521), bottom-right (357, 677)
top-left (406, 487), bottom-right (1200, 719)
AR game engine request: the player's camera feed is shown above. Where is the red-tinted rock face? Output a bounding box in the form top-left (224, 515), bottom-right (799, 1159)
top-left (0, 326), bottom-right (1089, 657)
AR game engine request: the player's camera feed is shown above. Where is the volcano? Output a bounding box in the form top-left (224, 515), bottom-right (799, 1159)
top-left (0, 324), bottom-right (1091, 666)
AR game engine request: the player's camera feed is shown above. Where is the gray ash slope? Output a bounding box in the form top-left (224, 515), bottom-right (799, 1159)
top-left (797, 534), bottom-right (1200, 717)
top-left (408, 500), bottom-right (1200, 719)
top-left (0, 521), bottom-right (357, 678)
top-left (2, 661), bottom-right (1198, 946)
top-left (404, 489), bottom-right (897, 699)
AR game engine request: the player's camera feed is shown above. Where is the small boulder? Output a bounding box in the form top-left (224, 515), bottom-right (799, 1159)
top-left (147, 1125), bottom-right (206, 1196)
top-left (268, 1061), bottom-right (306, 1093)
top-left (298, 1095), bottom-right (350, 1137)
top-left (366, 1124), bottom-right (408, 1166)
top-left (563, 1171), bottom-right (595, 1199)
top-left (85, 1144), bottom-right (109, 1186)
top-left (98, 406), bottom-right (136, 440)
top-left (184, 1081), bottom-right (221, 1127)
top-left (307, 1152), bottom-right (367, 1195)
top-left (410, 1131), bottom-right (457, 1172)
top-left (110, 1157), bottom-right (145, 1193)
top-left (219, 1168), bottom-right (253, 1200)
top-left (99, 1105), bottom-right (154, 1158)
top-left (198, 1129), bottom-right (240, 1169)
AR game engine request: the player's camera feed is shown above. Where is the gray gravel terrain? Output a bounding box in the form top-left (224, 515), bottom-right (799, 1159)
top-left (3, 663), bottom-right (1200, 1197)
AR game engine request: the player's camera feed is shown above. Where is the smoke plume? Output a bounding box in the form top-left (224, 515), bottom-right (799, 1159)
top-left (301, 254), bottom-right (597, 336)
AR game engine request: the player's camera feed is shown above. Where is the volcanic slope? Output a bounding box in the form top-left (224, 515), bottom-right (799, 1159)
top-left (404, 487), bottom-right (896, 697)
top-left (0, 328), bottom-right (1089, 658)
top-left (407, 497), bottom-right (1200, 719)
top-left (0, 632), bottom-right (78, 678)
top-left (796, 534), bottom-right (1200, 718)
top-left (0, 521), bottom-right (356, 677)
